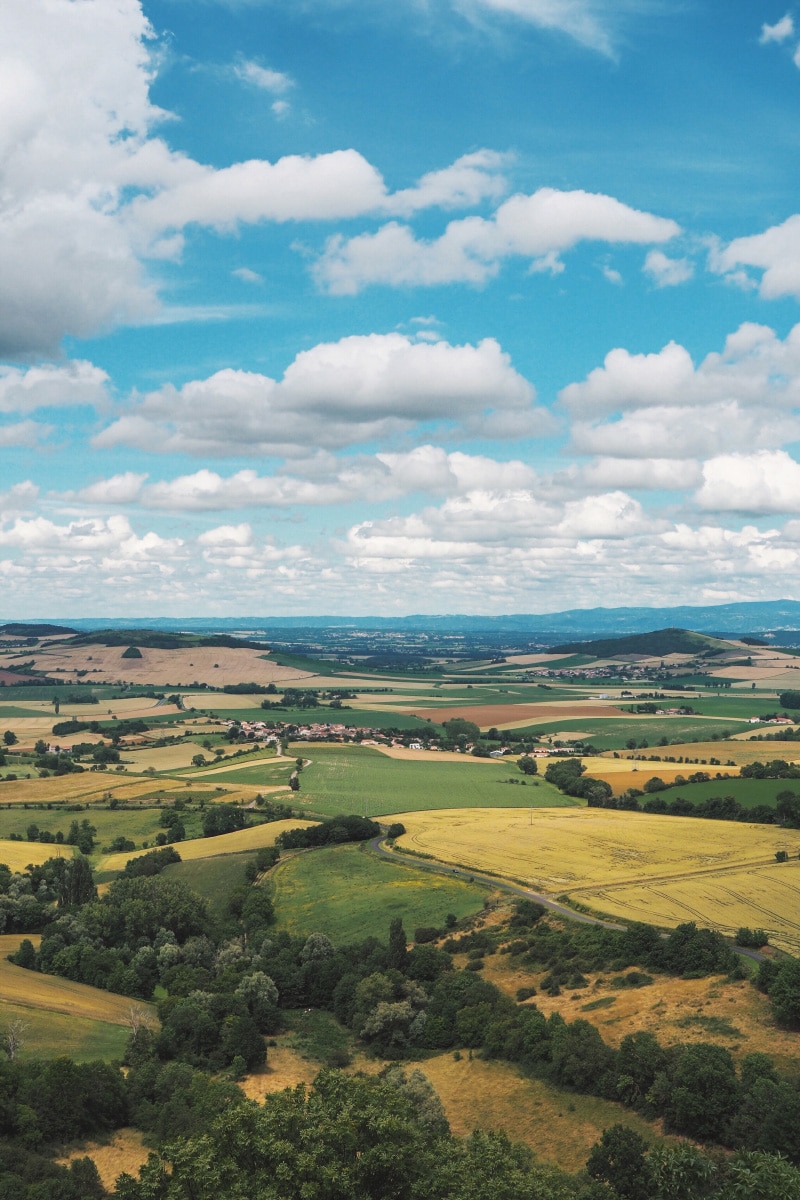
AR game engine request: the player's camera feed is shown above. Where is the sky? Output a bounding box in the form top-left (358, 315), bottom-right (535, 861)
top-left (5, 0), bottom-right (800, 618)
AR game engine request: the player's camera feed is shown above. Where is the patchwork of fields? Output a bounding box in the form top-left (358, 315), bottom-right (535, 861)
top-left (391, 807), bottom-right (800, 951)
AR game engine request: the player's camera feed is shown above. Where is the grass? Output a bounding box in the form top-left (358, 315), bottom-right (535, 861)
top-left (283, 743), bottom-right (573, 818)
top-left (163, 853), bottom-right (257, 919)
top-left (0, 1002), bottom-right (130, 1061)
top-left (417, 1054), bottom-right (662, 1173)
top-left (272, 842), bottom-right (488, 942)
top-left (675, 1014), bottom-right (743, 1038)
top-left (516, 716), bottom-right (746, 749)
top-left (645, 776), bottom-right (798, 809)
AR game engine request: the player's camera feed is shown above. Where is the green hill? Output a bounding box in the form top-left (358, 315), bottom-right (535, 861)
top-left (550, 627), bottom-right (735, 659)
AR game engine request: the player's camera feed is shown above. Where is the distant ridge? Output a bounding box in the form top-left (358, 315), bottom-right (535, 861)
top-left (0, 623), bottom-right (76, 637)
top-left (4, 600), bottom-right (800, 644)
top-left (550, 628), bottom-right (733, 658)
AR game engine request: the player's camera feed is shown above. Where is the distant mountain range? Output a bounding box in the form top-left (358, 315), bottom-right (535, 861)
top-left (5, 599), bottom-right (800, 644)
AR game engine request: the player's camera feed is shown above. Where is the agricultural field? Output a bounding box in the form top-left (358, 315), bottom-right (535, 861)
top-left (390, 807), bottom-right (800, 949)
top-left (0, 933), bottom-right (155, 1061)
top-left (163, 853), bottom-right (262, 920)
top-left (574, 858), bottom-right (800, 954)
top-left (271, 842), bottom-right (488, 943)
top-left (287, 743), bottom-right (572, 818)
top-left (97, 817), bottom-right (315, 872)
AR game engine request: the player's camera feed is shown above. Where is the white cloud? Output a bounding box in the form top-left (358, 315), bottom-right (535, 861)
top-left (568, 457), bottom-right (703, 492)
top-left (72, 473), bottom-right (149, 506)
top-left (559, 322), bottom-right (800, 459)
top-left (760, 14), bottom-right (794, 43)
top-left (233, 59), bottom-right (293, 94)
top-left (457, 0), bottom-right (617, 54)
top-left (643, 249), bottom-right (693, 287)
top-left (0, 361), bottom-right (109, 414)
top-left (696, 450), bottom-right (800, 513)
top-left (0, 1), bottom-right (511, 353)
top-left (315, 187), bottom-right (679, 293)
top-left (93, 333), bottom-right (541, 457)
top-left (715, 215), bottom-right (800, 299)
top-left (232, 267), bottom-right (264, 285)
top-left (0, 421), bottom-right (53, 448)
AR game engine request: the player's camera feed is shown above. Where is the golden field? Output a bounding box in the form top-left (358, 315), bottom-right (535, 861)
top-left (391, 807), bottom-right (800, 948)
top-left (572, 857), bottom-right (800, 953)
top-left (97, 817), bottom-right (315, 872)
top-left (0, 935), bottom-right (156, 1026)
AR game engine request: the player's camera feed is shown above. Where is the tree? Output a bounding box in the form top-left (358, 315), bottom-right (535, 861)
top-left (388, 917), bottom-right (408, 972)
top-left (3, 1018), bottom-right (26, 1061)
top-left (442, 718), bottom-right (480, 748)
top-left (768, 959), bottom-right (800, 1027)
top-left (518, 755), bottom-right (538, 776)
top-left (2, 731), bottom-right (17, 747)
top-left (191, 753), bottom-right (207, 768)
top-left (586, 1125), bottom-right (650, 1200)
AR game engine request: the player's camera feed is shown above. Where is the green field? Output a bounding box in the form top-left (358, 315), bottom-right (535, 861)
top-left (0, 1001), bottom-right (129, 1062)
top-left (285, 744), bottom-right (573, 817)
top-left (164, 852), bottom-right (257, 919)
top-left (643, 776), bottom-right (794, 810)
top-left (520, 716), bottom-right (745, 750)
top-left (0, 805), bottom-right (207, 851)
top-left (271, 842), bottom-right (488, 942)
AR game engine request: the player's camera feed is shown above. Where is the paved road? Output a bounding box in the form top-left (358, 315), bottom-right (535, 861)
top-left (367, 835), bottom-right (626, 930)
top-left (366, 834), bottom-right (768, 962)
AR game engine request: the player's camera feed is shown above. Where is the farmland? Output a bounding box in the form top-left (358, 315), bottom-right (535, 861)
top-left (97, 817), bottom-right (315, 872)
top-left (390, 806), bottom-right (800, 950)
top-left (286, 743), bottom-right (573, 817)
top-left (270, 842), bottom-right (488, 943)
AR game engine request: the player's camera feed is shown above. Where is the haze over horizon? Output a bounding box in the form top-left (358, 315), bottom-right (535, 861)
top-left (3, 1), bottom-right (800, 617)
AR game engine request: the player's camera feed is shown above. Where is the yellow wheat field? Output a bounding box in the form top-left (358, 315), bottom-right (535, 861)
top-left (391, 807), bottom-right (800, 947)
top-left (0, 935), bottom-right (156, 1025)
top-left (573, 858), bottom-right (800, 954)
top-left (97, 817), bottom-right (316, 872)
top-left (0, 839), bottom-right (75, 871)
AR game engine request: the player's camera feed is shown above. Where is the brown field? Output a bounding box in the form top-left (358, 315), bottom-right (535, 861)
top-left (417, 1054), bottom-right (662, 1171)
top-left (58, 1129), bottom-right (149, 1190)
top-left (5, 644), bottom-right (311, 687)
top-left (97, 818), bottom-right (315, 872)
top-left (586, 761), bottom-right (739, 795)
top-left (391, 807), bottom-right (800, 948)
top-left (479, 944), bottom-right (799, 1069)
top-left (0, 935), bottom-right (156, 1026)
top-left (240, 1044), bottom-right (320, 1100)
top-left (408, 702), bottom-right (633, 727)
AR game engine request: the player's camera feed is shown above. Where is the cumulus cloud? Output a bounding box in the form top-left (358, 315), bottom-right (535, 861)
top-left (760, 14), bottom-right (794, 43)
top-left (0, 1), bottom-right (510, 353)
top-left (696, 450), bottom-right (800, 514)
top-left (0, 361), bottom-right (109, 414)
top-left (714, 215), bottom-right (800, 299)
top-left (643, 249), bottom-right (694, 287)
top-left (0, 421), bottom-right (53, 448)
top-left (315, 187), bottom-right (679, 293)
top-left (559, 322), bottom-right (800, 459)
top-left (93, 333), bottom-right (541, 457)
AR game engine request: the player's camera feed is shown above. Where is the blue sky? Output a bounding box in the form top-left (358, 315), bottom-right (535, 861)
top-left (4, 0), bottom-right (800, 617)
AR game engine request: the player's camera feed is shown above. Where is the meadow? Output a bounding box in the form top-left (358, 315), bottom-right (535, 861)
top-left (295, 744), bottom-right (573, 817)
top-left (270, 842), bottom-right (488, 943)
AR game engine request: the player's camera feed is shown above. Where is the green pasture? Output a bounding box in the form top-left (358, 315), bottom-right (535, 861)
top-left (164, 853), bottom-right (257, 920)
top-left (288, 743), bottom-right (573, 817)
top-left (0, 706), bottom-right (49, 719)
top-left (0, 805), bottom-right (209, 854)
top-left (271, 842), bottom-right (488, 943)
top-left (640, 776), bottom-right (796, 810)
top-left (0, 1001), bottom-right (129, 1062)
top-left (190, 758), bottom-right (296, 785)
top-left (518, 716), bottom-right (745, 750)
